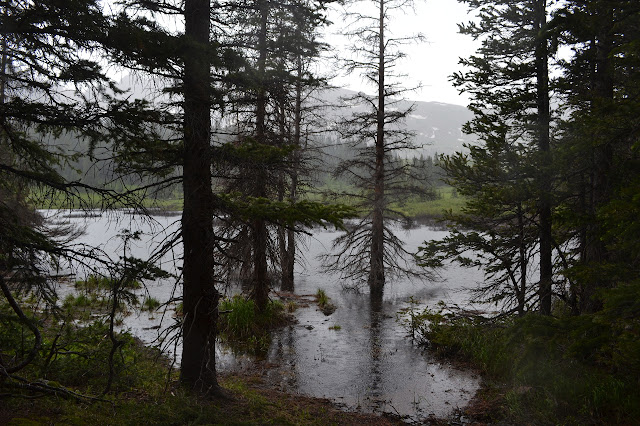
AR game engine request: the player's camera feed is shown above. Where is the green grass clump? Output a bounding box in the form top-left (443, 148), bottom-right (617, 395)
top-left (285, 300), bottom-right (297, 312)
top-left (315, 289), bottom-right (329, 307)
top-left (315, 289), bottom-right (336, 315)
top-left (75, 275), bottom-right (142, 292)
top-left (217, 295), bottom-right (289, 354)
top-left (142, 296), bottom-right (161, 312)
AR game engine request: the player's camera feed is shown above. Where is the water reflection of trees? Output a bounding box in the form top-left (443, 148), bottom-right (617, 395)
top-left (366, 292), bottom-right (385, 409)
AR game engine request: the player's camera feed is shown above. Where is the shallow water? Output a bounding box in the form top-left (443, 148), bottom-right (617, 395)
top-left (46, 211), bottom-right (482, 421)
top-left (242, 227), bottom-right (481, 421)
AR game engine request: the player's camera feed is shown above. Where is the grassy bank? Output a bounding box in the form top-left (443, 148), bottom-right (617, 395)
top-left (390, 186), bottom-right (465, 219)
top-left (403, 291), bottom-right (640, 425)
top-left (306, 184), bottom-right (465, 219)
top-left (30, 183), bottom-right (463, 220)
top-left (28, 187), bottom-right (183, 211)
top-left (1, 349), bottom-right (403, 425)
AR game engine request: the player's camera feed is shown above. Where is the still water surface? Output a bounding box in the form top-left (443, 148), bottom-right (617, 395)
top-left (47, 211), bottom-right (483, 422)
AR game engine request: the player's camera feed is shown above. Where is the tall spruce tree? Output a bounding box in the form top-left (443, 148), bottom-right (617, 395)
top-left (418, 0), bottom-right (557, 314)
top-left (553, 0), bottom-right (640, 313)
top-left (179, 0), bottom-right (219, 393)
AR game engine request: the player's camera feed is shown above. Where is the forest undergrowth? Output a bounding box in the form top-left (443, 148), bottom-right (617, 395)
top-left (400, 284), bottom-right (640, 425)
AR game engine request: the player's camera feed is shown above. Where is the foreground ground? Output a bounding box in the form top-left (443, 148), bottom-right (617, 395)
top-left (2, 373), bottom-right (440, 425)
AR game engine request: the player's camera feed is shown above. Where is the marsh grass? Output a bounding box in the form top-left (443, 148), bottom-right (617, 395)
top-left (401, 300), bottom-right (640, 425)
top-left (75, 275), bottom-right (141, 292)
top-left (141, 296), bottom-right (160, 312)
top-left (315, 288), bottom-right (329, 307)
top-left (315, 288), bottom-right (336, 315)
top-left (217, 295), bottom-right (290, 354)
top-left (64, 275), bottom-right (139, 319)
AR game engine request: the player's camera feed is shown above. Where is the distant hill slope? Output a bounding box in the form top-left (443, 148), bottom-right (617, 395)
top-left (318, 88), bottom-right (476, 157)
top-left (116, 76), bottom-right (476, 157)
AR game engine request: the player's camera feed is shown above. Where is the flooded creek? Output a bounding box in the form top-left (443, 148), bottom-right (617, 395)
top-left (48, 211), bottom-right (482, 422)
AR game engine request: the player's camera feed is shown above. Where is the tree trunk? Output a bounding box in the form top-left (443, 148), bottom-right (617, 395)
top-left (252, 0), bottom-right (270, 312)
top-left (180, 0), bottom-right (219, 394)
top-left (369, 0), bottom-right (385, 298)
top-left (281, 51), bottom-right (304, 292)
top-left (534, 0), bottom-right (553, 315)
top-left (517, 203), bottom-right (527, 316)
top-left (581, 3), bottom-right (614, 313)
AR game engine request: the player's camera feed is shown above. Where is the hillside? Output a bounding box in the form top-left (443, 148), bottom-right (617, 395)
top-left (318, 88), bottom-right (476, 157)
top-left (117, 76), bottom-right (476, 157)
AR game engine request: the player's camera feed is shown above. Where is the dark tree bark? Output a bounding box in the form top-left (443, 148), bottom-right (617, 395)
top-left (534, 0), bottom-right (553, 315)
top-left (251, 0), bottom-right (271, 312)
top-left (280, 48), bottom-right (305, 293)
top-left (580, 2), bottom-right (614, 313)
top-left (369, 0), bottom-right (386, 297)
top-left (180, 0), bottom-right (220, 394)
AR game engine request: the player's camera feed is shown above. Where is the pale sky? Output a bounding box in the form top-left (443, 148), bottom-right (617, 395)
top-left (325, 0), bottom-right (479, 106)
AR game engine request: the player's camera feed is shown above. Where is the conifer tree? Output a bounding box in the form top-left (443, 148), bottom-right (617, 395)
top-left (0, 0), bottom-right (180, 391)
top-left (419, 0), bottom-right (557, 314)
top-left (553, 0), bottom-right (640, 312)
top-left (211, 0), bottom-right (349, 309)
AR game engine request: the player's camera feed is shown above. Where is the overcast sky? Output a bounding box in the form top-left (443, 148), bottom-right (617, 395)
top-left (325, 0), bottom-right (479, 106)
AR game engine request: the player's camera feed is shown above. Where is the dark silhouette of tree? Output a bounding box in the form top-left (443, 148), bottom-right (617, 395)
top-left (0, 0), bottom-right (179, 395)
top-left (420, 0), bottom-right (640, 317)
top-left (553, 0), bottom-right (640, 313)
top-left (179, 0), bottom-right (220, 394)
top-left (419, 0), bottom-right (557, 314)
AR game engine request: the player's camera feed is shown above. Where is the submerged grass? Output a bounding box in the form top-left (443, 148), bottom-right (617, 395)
top-left (141, 296), bottom-right (160, 312)
top-left (402, 294), bottom-right (640, 425)
top-left (316, 288), bottom-right (329, 307)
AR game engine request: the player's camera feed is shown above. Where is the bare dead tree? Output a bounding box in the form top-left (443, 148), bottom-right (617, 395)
top-left (321, 0), bottom-right (435, 298)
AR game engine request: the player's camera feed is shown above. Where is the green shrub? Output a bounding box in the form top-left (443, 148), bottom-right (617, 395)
top-left (217, 295), bottom-right (289, 354)
top-left (400, 300), bottom-right (640, 425)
